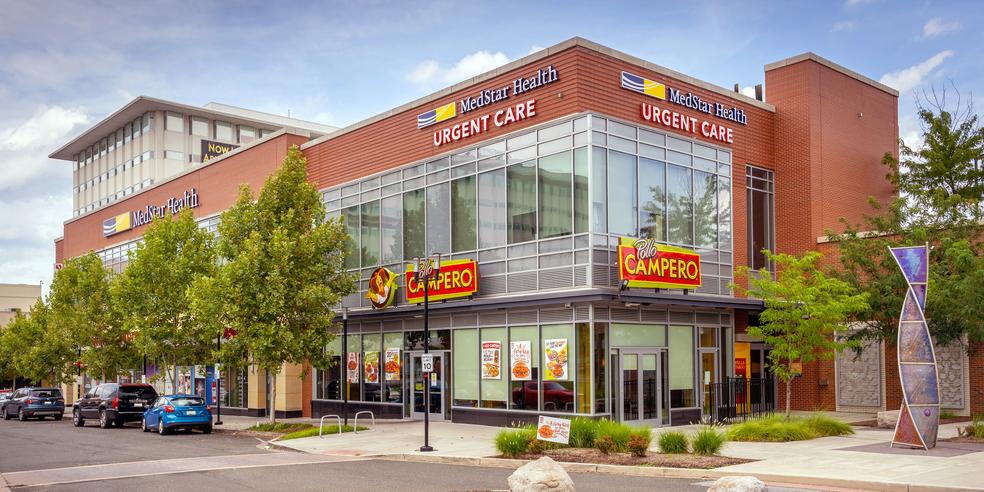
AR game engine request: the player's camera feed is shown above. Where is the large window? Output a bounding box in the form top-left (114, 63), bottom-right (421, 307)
top-left (538, 151), bottom-right (573, 239)
top-left (215, 121), bottom-right (233, 141)
top-left (191, 117), bottom-right (208, 137)
top-left (342, 206), bottom-right (360, 269)
top-left (507, 161), bottom-right (537, 243)
top-left (426, 183), bottom-right (450, 255)
top-left (694, 170), bottom-right (717, 249)
top-left (574, 147), bottom-right (589, 234)
top-left (451, 176), bottom-right (477, 252)
top-left (403, 189), bottom-right (425, 260)
top-left (360, 201), bottom-right (380, 267)
top-left (639, 157), bottom-right (666, 241)
top-left (380, 195), bottom-right (402, 264)
top-left (746, 165), bottom-right (775, 271)
top-left (667, 164), bottom-right (694, 245)
top-left (478, 169), bottom-right (506, 248)
top-left (607, 150), bottom-right (637, 236)
top-left (165, 112), bottom-right (184, 132)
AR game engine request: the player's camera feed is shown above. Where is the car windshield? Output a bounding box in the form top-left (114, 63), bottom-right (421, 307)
top-left (170, 397), bottom-right (205, 407)
top-left (30, 389), bottom-right (62, 398)
top-left (120, 386), bottom-right (156, 399)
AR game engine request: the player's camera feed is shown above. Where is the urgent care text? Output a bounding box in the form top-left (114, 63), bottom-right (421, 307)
top-left (639, 102), bottom-right (735, 144)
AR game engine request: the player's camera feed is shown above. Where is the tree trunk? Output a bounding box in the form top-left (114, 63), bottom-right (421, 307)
top-left (268, 370), bottom-right (277, 423)
top-left (785, 360), bottom-right (793, 420)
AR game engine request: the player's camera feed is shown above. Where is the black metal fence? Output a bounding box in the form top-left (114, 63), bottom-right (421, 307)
top-left (705, 377), bottom-right (776, 423)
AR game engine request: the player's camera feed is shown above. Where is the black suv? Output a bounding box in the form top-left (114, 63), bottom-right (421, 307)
top-left (73, 383), bottom-right (158, 428)
top-left (1, 387), bottom-right (65, 421)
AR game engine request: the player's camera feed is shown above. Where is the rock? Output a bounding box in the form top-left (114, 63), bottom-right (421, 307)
top-left (507, 456), bottom-right (575, 492)
top-left (706, 476), bottom-right (768, 492)
top-left (877, 410), bottom-right (900, 429)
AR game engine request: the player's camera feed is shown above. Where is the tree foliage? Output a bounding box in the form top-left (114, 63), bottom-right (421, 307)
top-left (115, 209), bottom-right (216, 386)
top-left (830, 87), bottom-right (984, 345)
top-left (735, 250), bottom-right (869, 418)
top-left (192, 146), bottom-right (355, 421)
top-left (1, 299), bottom-right (77, 384)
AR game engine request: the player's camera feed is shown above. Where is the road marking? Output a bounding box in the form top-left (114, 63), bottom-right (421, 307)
top-left (2, 452), bottom-right (366, 487)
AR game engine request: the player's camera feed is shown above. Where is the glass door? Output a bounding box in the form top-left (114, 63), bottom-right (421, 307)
top-left (618, 350), bottom-right (663, 426)
top-left (410, 353), bottom-right (444, 421)
top-left (700, 350), bottom-right (719, 419)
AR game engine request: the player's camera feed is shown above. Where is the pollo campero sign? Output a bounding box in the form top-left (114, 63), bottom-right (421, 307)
top-left (405, 259), bottom-right (478, 303)
top-left (617, 237), bottom-right (701, 289)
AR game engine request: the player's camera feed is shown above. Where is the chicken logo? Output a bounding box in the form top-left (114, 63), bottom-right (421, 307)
top-left (366, 267), bottom-right (398, 309)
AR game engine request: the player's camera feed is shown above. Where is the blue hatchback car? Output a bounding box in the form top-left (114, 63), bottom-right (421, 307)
top-left (142, 395), bottom-right (213, 435)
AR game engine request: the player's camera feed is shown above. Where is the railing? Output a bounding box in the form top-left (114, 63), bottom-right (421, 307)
top-left (705, 377), bottom-right (776, 423)
top-left (319, 414), bottom-right (342, 438)
top-left (353, 410), bottom-right (374, 433)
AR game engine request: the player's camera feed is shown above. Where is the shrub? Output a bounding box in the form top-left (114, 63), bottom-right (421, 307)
top-left (727, 414), bottom-right (853, 442)
top-left (495, 426), bottom-right (535, 458)
top-left (658, 430), bottom-right (689, 454)
top-left (596, 418), bottom-right (633, 452)
top-left (627, 434), bottom-right (650, 457)
top-left (280, 424), bottom-right (365, 440)
top-left (965, 415), bottom-right (984, 439)
top-left (692, 426), bottom-right (726, 455)
top-left (594, 435), bottom-right (616, 454)
top-left (803, 414), bottom-right (854, 438)
top-left (249, 422), bottom-right (314, 433)
top-left (568, 417), bottom-right (599, 448)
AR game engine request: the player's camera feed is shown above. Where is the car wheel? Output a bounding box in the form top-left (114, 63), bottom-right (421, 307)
top-left (18, 408), bottom-right (27, 421)
top-left (1, 407), bottom-right (8, 421)
top-left (157, 419), bottom-right (169, 436)
top-left (54, 414), bottom-right (63, 421)
top-left (202, 425), bottom-right (212, 434)
top-left (142, 417), bottom-right (150, 432)
top-left (99, 409), bottom-right (111, 429)
top-left (73, 408), bottom-right (84, 427)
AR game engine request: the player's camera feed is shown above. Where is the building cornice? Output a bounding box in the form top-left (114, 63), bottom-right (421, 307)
top-left (765, 52), bottom-right (899, 97)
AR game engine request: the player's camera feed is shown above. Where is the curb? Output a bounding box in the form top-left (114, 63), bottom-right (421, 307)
top-left (376, 454), bottom-right (983, 492)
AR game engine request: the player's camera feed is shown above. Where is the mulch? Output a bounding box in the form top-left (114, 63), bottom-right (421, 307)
top-left (508, 448), bottom-right (752, 469)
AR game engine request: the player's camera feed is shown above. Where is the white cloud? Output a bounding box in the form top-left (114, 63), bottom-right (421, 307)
top-left (0, 105), bottom-right (89, 191)
top-left (844, 0), bottom-right (877, 7)
top-left (878, 50), bottom-right (954, 92)
top-left (740, 86), bottom-right (756, 98)
top-left (922, 17), bottom-right (960, 38)
top-left (407, 50), bottom-right (511, 86)
top-left (832, 20), bottom-right (857, 32)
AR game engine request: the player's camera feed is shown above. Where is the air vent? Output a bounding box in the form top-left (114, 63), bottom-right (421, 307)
top-left (669, 311), bottom-right (695, 324)
top-left (696, 313), bottom-right (720, 325)
top-left (574, 305), bottom-right (591, 321)
top-left (508, 310), bottom-right (539, 325)
top-left (452, 313), bottom-right (478, 328)
top-left (479, 312), bottom-right (508, 326)
top-left (479, 275), bottom-right (507, 296)
top-left (611, 307), bottom-right (639, 322)
top-left (539, 267), bottom-right (573, 290)
top-left (508, 272), bottom-right (538, 293)
top-left (641, 309), bottom-right (667, 323)
top-left (574, 265), bottom-right (588, 286)
top-left (540, 308), bottom-right (573, 323)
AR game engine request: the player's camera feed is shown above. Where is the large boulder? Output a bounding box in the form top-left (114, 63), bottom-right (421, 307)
top-left (507, 456), bottom-right (575, 492)
top-left (877, 410), bottom-right (900, 429)
top-left (707, 476), bottom-right (768, 492)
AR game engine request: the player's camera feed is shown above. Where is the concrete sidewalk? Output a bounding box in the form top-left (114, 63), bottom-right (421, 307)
top-left (274, 420), bottom-right (500, 457)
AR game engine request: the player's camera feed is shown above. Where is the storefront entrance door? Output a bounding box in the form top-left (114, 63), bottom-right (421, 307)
top-left (700, 350), bottom-right (719, 419)
top-left (618, 350), bottom-right (665, 427)
top-left (410, 353), bottom-right (445, 422)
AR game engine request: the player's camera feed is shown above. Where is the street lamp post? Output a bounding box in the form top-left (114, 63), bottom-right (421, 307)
top-left (416, 253), bottom-right (441, 453)
top-left (215, 334), bottom-right (223, 425)
top-left (342, 307), bottom-right (349, 427)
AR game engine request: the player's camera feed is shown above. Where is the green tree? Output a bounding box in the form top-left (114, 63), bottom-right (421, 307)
top-left (192, 146), bottom-right (355, 422)
top-left (830, 90), bottom-right (984, 345)
top-left (49, 253), bottom-right (136, 381)
top-left (735, 250), bottom-right (869, 419)
top-left (1, 299), bottom-right (77, 385)
top-left (115, 209), bottom-right (216, 387)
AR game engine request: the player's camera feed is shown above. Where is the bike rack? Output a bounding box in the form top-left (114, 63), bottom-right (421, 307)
top-left (353, 410), bottom-right (374, 433)
top-left (319, 414), bottom-right (342, 438)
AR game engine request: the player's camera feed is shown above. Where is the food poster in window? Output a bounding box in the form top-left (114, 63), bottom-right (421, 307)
top-left (510, 340), bottom-right (532, 381)
top-left (364, 351), bottom-right (380, 384)
top-left (346, 352), bottom-right (360, 384)
top-left (543, 338), bottom-right (569, 381)
top-left (384, 348), bottom-right (401, 381)
top-left (481, 341), bottom-right (502, 379)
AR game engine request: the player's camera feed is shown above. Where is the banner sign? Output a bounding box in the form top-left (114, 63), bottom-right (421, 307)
top-left (543, 338), bottom-right (569, 381)
top-left (537, 415), bottom-right (571, 444)
top-left (366, 267), bottom-right (398, 309)
top-left (201, 139), bottom-right (239, 163)
top-left (364, 351), bottom-right (380, 384)
top-left (510, 341), bottom-right (532, 381)
top-left (384, 348), bottom-right (401, 381)
top-left (346, 352), bottom-right (360, 384)
top-left (103, 188), bottom-right (200, 237)
top-left (405, 259), bottom-right (478, 303)
top-left (617, 237), bottom-right (701, 289)
top-left (481, 341), bottom-right (502, 379)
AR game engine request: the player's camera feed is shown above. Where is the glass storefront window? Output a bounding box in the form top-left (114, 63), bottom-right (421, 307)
top-left (383, 332), bottom-right (403, 403)
top-left (591, 146), bottom-right (607, 233)
top-left (541, 324), bottom-right (575, 413)
top-left (478, 169), bottom-right (506, 248)
top-left (639, 158), bottom-right (666, 241)
top-left (668, 325), bottom-right (695, 408)
top-left (610, 323), bottom-right (665, 347)
top-left (403, 189), bottom-right (425, 260)
top-left (509, 325), bottom-right (539, 410)
top-left (453, 329), bottom-right (479, 407)
top-left (318, 335), bottom-right (342, 400)
top-left (667, 164), bottom-right (694, 245)
top-left (538, 151), bottom-right (573, 239)
top-left (343, 206), bottom-right (360, 269)
top-left (426, 183), bottom-right (450, 255)
top-left (593, 322), bottom-right (607, 414)
top-left (573, 147), bottom-right (589, 234)
top-left (361, 201), bottom-right (380, 267)
top-left (451, 176), bottom-right (477, 252)
top-left (480, 327), bottom-right (507, 409)
top-left (380, 195), bottom-right (402, 264)
top-left (607, 150), bottom-right (637, 236)
top-left (719, 177), bottom-right (732, 251)
top-left (346, 334), bottom-right (362, 401)
top-left (575, 323), bottom-right (591, 414)
top-left (362, 334), bottom-right (381, 402)
top-left (694, 171), bottom-right (717, 249)
top-left (507, 161), bottom-right (537, 243)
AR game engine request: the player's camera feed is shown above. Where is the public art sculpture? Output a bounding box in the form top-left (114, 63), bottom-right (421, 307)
top-left (890, 245), bottom-right (940, 450)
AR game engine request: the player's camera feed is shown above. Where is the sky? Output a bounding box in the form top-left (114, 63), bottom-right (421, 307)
top-left (1, 0), bottom-right (981, 293)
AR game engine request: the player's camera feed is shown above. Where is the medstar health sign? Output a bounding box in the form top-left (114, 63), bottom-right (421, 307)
top-left (617, 237), bottom-right (701, 289)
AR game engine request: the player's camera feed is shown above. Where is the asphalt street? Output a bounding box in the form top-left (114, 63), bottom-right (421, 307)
top-left (0, 417), bottom-right (714, 491)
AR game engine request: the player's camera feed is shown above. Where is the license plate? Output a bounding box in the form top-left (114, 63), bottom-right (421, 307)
top-left (186, 410), bottom-right (196, 415)
top-left (44, 401), bottom-right (52, 405)
top-left (134, 403), bottom-right (143, 408)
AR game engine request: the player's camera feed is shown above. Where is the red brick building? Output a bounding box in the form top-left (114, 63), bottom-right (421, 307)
top-left (53, 38), bottom-right (945, 424)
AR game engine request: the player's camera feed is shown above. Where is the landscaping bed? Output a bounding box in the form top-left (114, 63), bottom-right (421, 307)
top-left (508, 448), bottom-right (752, 469)
top-left (727, 414), bottom-right (854, 442)
top-left (240, 422), bottom-right (366, 440)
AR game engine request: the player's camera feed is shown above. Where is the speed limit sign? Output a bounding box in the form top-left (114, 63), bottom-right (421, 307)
top-left (421, 354), bottom-right (434, 373)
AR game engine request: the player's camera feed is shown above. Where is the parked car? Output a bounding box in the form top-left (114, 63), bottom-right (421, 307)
top-left (1, 387), bottom-right (65, 421)
top-left (73, 383), bottom-right (158, 428)
top-left (142, 394), bottom-right (212, 435)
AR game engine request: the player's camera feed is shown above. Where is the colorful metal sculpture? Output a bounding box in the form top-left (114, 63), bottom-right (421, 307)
top-left (889, 245), bottom-right (939, 449)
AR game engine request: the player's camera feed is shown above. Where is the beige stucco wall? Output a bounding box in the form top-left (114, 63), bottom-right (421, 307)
top-left (0, 283), bottom-right (41, 327)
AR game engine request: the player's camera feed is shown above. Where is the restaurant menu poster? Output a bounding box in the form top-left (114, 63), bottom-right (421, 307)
top-left (543, 338), bottom-right (568, 381)
top-left (384, 348), bottom-right (401, 381)
top-left (536, 415), bottom-right (571, 444)
top-left (364, 351), bottom-right (380, 384)
top-left (481, 341), bottom-right (501, 379)
top-left (346, 352), bottom-right (360, 383)
top-left (510, 341), bottom-right (531, 381)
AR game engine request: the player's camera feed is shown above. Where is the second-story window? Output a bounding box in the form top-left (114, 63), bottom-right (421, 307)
top-left (746, 165), bottom-right (775, 272)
